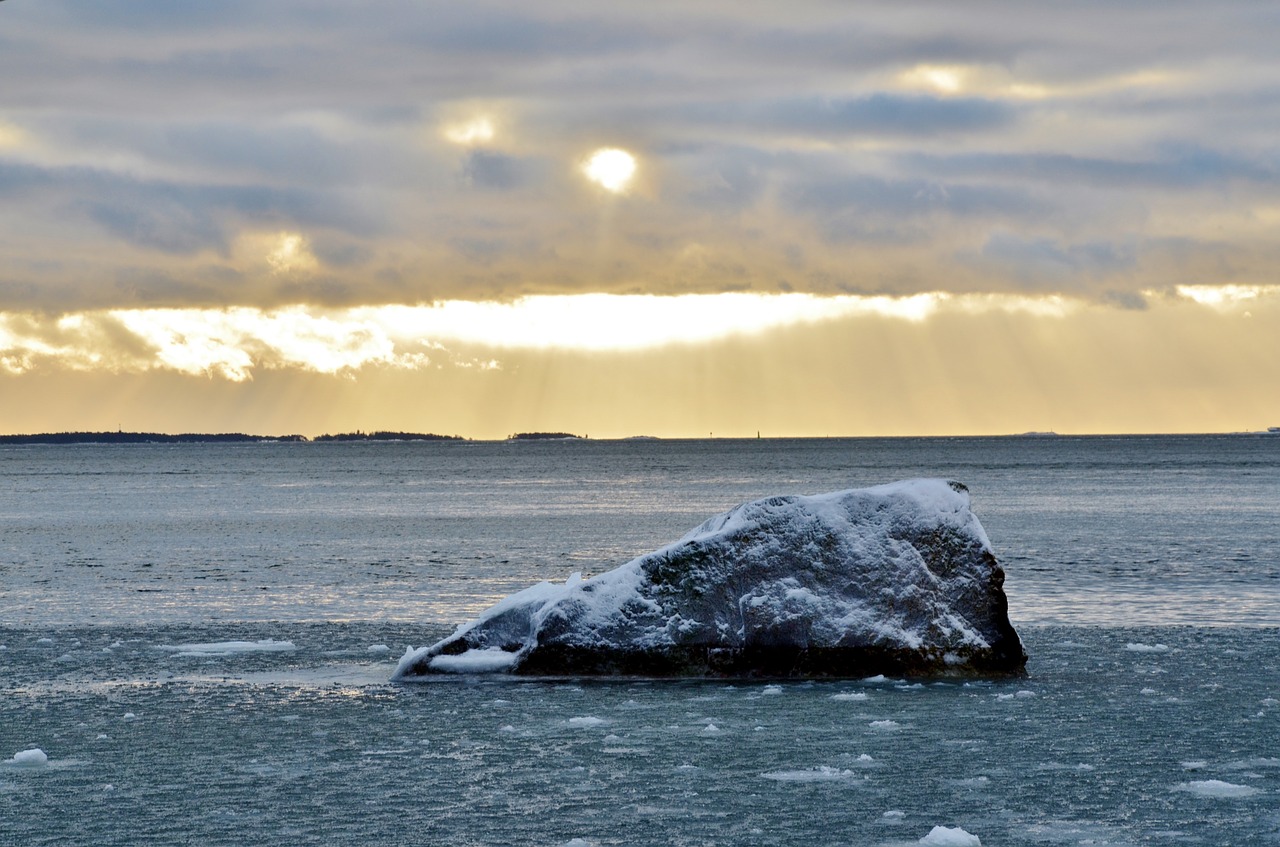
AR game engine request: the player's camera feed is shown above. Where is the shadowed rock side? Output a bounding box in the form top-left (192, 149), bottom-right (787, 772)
top-left (395, 479), bottom-right (1026, 680)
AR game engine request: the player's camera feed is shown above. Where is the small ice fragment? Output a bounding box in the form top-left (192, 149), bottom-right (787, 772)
top-left (761, 766), bottom-right (854, 782)
top-left (1176, 780), bottom-right (1262, 798)
top-left (122, 712), bottom-right (138, 721)
top-left (567, 716), bottom-right (607, 728)
top-left (1015, 690), bottom-right (1035, 698)
top-left (831, 691), bottom-right (868, 701)
top-left (870, 720), bottom-right (900, 730)
top-left (761, 685), bottom-right (783, 696)
top-left (499, 725), bottom-right (516, 732)
top-left (858, 754), bottom-right (875, 762)
top-left (863, 674), bottom-right (888, 683)
top-left (1125, 643), bottom-right (1170, 653)
top-left (561, 839), bottom-right (593, 847)
top-left (603, 734), bottom-right (622, 742)
top-left (367, 644), bottom-right (392, 654)
top-left (920, 825), bottom-right (982, 846)
top-left (96, 734), bottom-right (109, 740)
top-left (1140, 688), bottom-right (1157, 695)
top-left (702, 724), bottom-right (720, 733)
top-left (7, 748), bottom-right (48, 767)
top-left (36, 637), bottom-right (54, 645)
top-left (995, 693), bottom-right (1014, 701)
top-left (1181, 760), bottom-right (1208, 770)
top-left (882, 810), bottom-right (906, 822)
top-left (157, 640), bottom-right (296, 656)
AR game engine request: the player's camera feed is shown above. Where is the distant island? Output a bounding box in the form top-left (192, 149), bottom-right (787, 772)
top-left (312, 431), bottom-right (463, 442)
top-left (507, 432), bottom-right (584, 441)
top-left (0, 431), bottom-right (460, 445)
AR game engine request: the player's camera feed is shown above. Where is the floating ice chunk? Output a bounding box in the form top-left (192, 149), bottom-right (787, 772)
top-left (567, 716), bottom-right (607, 728)
top-left (1181, 760), bottom-right (1208, 770)
top-left (1140, 688), bottom-right (1157, 695)
top-left (831, 691), bottom-right (868, 701)
top-left (882, 810), bottom-right (905, 822)
top-left (1176, 780), bottom-right (1262, 798)
top-left (122, 712), bottom-right (138, 721)
top-left (1125, 643), bottom-right (1170, 653)
top-left (427, 648), bottom-right (519, 674)
top-left (858, 754), bottom-right (875, 763)
top-left (863, 675), bottom-right (889, 683)
top-left (36, 637), bottom-right (54, 645)
top-left (920, 825), bottom-right (982, 846)
top-left (6, 749), bottom-right (48, 767)
top-left (96, 734), bottom-right (109, 740)
top-left (702, 724), bottom-right (720, 734)
top-left (870, 720), bottom-right (900, 730)
top-left (561, 839), bottom-right (594, 847)
top-left (761, 766), bottom-right (855, 782)
top-left (157, 640), bottom-right (296, 657)
top-left (367, 644), bottom-right (392, 654)
top-left (761, 685), bottom-right (783, 696)
top-left (1015, 690), bottom-right (1035, 698)
top-left (499, 725), bottom-right (516, 733)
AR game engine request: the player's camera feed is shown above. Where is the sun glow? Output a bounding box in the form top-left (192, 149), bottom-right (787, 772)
top-left (583, 148), bottom-right (636, 193)
top-left (444, 117), bottom-right (496, 146)
top-left (1, 287), bottom-right (1274, 382)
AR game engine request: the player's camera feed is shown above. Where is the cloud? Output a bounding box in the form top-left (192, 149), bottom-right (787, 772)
top-left (0, 0), bottom-right (1279, 315)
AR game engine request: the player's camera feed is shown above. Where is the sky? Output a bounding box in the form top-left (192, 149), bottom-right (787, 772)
top-left (1, 0), bottom-right (1278, 437)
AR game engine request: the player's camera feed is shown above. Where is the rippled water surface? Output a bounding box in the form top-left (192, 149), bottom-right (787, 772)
top-left (2, 436), bottom-right (1278, 844)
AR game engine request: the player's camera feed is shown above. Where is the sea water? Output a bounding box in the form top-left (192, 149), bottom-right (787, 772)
top-left (1, 436), bottom-right (1277, 845)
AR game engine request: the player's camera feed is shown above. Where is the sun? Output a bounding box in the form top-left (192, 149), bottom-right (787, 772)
top-left (583, 148), bottom-right (636, 193)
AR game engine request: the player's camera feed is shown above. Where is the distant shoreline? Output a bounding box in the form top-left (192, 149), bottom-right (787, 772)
top-left (0, 431), bottom-right (463, 445)
top-left (0, 430), bottom-right (1274, 445)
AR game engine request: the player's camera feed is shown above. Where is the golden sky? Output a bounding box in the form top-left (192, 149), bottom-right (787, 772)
top-left (1, 1), bottom-right (1278, 436)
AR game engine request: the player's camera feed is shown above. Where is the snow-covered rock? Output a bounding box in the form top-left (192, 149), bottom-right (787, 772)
top-left (395, 479), bottom-right (1025, 679)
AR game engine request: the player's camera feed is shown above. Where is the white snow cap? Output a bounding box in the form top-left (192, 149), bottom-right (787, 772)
top-left (920, 826), bottom-right (982, 846)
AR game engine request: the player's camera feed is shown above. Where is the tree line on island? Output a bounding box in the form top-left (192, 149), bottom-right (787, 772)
top-left (0, 430), bottom-right (589, 445)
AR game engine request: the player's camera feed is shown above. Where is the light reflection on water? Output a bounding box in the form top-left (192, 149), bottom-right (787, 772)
top-left (2, 435), bottom-right (1278, 628)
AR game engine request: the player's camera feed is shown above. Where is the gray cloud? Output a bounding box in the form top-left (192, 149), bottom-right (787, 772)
top-left (1, 0), bottom-right (1279, 309)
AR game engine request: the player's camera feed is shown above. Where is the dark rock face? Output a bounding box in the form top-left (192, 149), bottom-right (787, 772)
top-left (395, 479), bottom-right (1027, 680)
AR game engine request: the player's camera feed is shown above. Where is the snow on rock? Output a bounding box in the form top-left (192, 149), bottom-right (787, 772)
top-left (395, 480), bottom-right (1025, 679)
top-left (920, 825), bottom-right (982, 846)
top-left (6, 749), bottom-right (49, 767)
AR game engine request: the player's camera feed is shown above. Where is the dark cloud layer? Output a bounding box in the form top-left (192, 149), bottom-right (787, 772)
top-left (2, 0), bottom-right (1279, 309)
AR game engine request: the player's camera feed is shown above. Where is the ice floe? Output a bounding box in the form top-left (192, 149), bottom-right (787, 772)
top-left (157, 639), bottom-right (297, 657)
top-left (567, 716), bottom-right (607, 728)
top-left (919, 825), bottom-right (982, 846)
top-left (761, 766), bottom-right (857, 782)
top-left (5, 749), bottom-right (48, 767)
top-left (1175, 779), bottom-right (1262, 798)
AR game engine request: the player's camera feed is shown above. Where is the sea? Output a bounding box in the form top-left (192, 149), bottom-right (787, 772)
top-left (1, 435), bottom-right (1277, 846)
